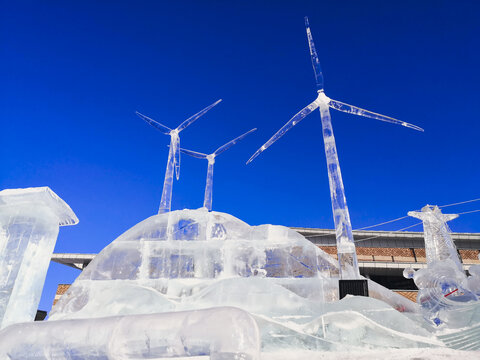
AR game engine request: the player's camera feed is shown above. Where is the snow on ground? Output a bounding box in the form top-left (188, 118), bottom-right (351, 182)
top-left (262, 348), bottom-right (480, 360)
top-left (163, 348), bottom-right (480, 360)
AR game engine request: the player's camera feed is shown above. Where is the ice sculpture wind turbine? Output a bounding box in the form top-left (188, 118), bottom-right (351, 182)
top-left (247, 17), bottom-right (424, 279)
top-left (179, 128), bottom-right (256, 211)
top-left (136, 99), bottom-right (222, 213)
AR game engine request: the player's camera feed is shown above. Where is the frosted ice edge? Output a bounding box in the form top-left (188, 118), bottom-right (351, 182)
top-left (0, 187), bottom-right (78, 226)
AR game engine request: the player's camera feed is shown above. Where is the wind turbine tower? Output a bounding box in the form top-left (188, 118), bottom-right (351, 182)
top-left (137, 99), bottom-right (222, 214)
top-left (180, 128), bottom-right (256, 211)
top-left (247, 18), bottom-right (423, 279)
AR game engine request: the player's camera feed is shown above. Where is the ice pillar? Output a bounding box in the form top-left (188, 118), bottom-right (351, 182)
top-left (159, 134), bottom-right (177, 214)
top-left (203, 157), bottom-right (215, 211)
top-left (408, 205), bottom-right (462, 271)
top-left (0, 187), bottom-right (78, 329)
top-left (317, 96), bottom-right (360, 279)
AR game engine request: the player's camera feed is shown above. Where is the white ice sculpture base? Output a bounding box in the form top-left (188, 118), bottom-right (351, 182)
top-left (46, 209), bottom-right (424, 353)
top-left (2, 208), bottom-right (478, 357)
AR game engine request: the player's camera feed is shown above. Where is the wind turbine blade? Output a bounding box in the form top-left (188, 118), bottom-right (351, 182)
top-left (214, 128), bottom-right (257, 157)
top-left (305, 17), bottom-right (324, 91)
top-left (179, 148), bottom-right (208, 159)
top-left (328, 99), bottom-right (424, 132)
top-left (176, 99), bottom-right (222, 133)
top-left (174, 136), bottom-right (181, 180)
top-left (246, 101), bottom-right (319, 164)
top-left (136, 111), bottom-right (172, 135)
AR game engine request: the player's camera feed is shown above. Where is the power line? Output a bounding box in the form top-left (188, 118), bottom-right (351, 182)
top-left (304, 215), bottom-right (417, 238)
top-left (355, 215), bottom-right (410, 230)
top-left (303, 200), bottom-right (480, 239)
top-left (353, 222), bottom-right (423, 243)
top-left (304, 215), bottom-right (415, 238)
top-left (457, 209), bottom-right (480, 216)
top-left (438, 197), bottom-right (480, 209)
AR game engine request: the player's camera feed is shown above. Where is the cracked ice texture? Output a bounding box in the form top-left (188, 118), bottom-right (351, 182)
top-left (0, 187), bottom-right (78, 329)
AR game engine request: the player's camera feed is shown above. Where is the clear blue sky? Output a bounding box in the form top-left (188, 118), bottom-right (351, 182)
top-left (1, 1), bottom-right (479, 311)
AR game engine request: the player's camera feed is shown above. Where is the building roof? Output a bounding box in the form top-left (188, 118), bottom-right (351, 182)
top-left (293, 228), bottom-right (480, 250)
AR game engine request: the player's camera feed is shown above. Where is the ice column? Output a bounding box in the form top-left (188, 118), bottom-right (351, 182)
top-left (159, 133), bottom-right (178, 214)
top-left (408, 205), bottom-right (462, 270)
top-left (204, 156), bottom-right (215, 211)
top-left (0, 187), bottom-right (78, 329)
top-left (316, 95), bottom-right (359, 279)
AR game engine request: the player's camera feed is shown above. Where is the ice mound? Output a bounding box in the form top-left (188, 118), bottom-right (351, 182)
top-left (50, 209), bottom-right (339, 320)
top-left (46, 209), bottom-right (437, 352)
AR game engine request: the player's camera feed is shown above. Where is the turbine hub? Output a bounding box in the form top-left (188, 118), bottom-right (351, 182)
top-left (207, 154), bottom-right (215, 163)
top-left (314, 91), bottom-right (330, 106)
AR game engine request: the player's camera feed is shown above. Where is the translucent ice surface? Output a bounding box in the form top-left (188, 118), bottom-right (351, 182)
top-left (0, 307), bottom-right (260, 360)
top-left (50, 209), bottom-right (340, 320)
top-left (47, 209), bottom-right (421, 353)
top-left (407, 206), bottom-right (479, 327)
top-left (414, 260), bottom-right (478, 327)
top-left (409, 206), bottom-right (462, 270)
top-left (0, 187), bottom-right (78, 329)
